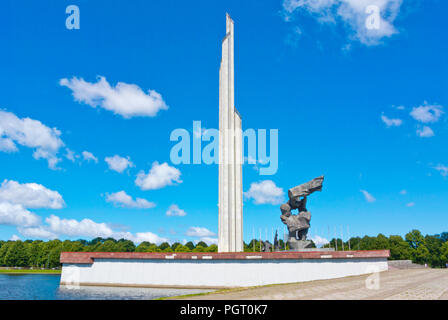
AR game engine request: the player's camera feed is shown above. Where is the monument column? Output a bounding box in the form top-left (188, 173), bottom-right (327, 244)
top-left (218, 14), bottom-right (243, 253)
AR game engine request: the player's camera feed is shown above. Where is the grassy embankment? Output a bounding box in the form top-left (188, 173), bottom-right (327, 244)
top-left (0, 269), bottom-right (61, 274)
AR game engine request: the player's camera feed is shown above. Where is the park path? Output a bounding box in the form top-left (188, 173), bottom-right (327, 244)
top-left (175, 269), bottom-right (448, 300)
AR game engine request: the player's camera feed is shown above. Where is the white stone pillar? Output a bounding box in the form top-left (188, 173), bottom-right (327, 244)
top-left (218, 14), bottom-right (243, 253)
top-left (235, 110), bottom-right (243, 252)
top-left (219, 34), bottom-right (230, 253)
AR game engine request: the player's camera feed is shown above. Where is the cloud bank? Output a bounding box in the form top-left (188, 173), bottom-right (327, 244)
top-left (106, 191), bottom-right (155, 209)
top-left (244, 180), bottom-right (285, 205)
top-left (166, 204), bottom-right (187, 217)
top-left (0, 110), bottom-right (64, 169)
top-left (60, 76), bottom-right (168, 118)
top-left (282, 0), bottom-right (404, 46)
top-left (135, 162), bottom-right (182, 191)
top-left (105, 155), bottom-right (134, 173)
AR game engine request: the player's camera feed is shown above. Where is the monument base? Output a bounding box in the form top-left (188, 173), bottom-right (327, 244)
top-left (288, 238), bottom-right (313, 250)
top-left (60, 250), bottom-right (389, 289)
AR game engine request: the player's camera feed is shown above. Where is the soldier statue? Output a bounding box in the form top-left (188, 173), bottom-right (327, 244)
top-left (280, 176), bottom-right (324, 250)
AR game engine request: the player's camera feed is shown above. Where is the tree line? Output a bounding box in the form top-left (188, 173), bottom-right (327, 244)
top-left (0, 229), bottom-right (447, 269)
top-left (323, 230), bottom-right (448, 268)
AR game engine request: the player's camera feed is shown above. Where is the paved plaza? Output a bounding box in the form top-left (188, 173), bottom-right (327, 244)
top-left (178, 269), bottom-right (448, 300)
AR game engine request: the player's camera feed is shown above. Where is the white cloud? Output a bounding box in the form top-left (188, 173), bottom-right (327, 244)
top-left (0, 179), bottom-right (65, 209)
top-left (244, 180), bottom-right (285, 205)
top-left (0, 110), bottom-right (64, 169)
top-left (0, 136), bottom-right (17, 152)
top-left (360, 189), bottom-right (376, 203)
top-left (65, 148), bottom-right (78, 162)
top-left (9, 234), bottom-right (21, 241)
top-left (399, 189), bottom-right (407, 195)
top-left (410, 103), bottom-right (444, 123)
top-left (82, 151), bottom-right (98, 163)
top-left (125, 232), bottom-right (168, 244)
top-left (311, 235), bottom-right (329, 247)
top-left (185, 227), bottom-right (216, 237)
top-left (45, 215), bottom-right (114, 238)
top-left (433, 164), bottom-right (448, 177)
top-left (166, 204), bottom-right (187, 217)
top-left (135, 162), bottom-right (182, 190)
top-left (105, 155), bottom-right (134, 173)
top-left (282, 0), bottom-right (404, 46)
top-left (16, 213), bottom-right (168, 244)
top-left (0, 180), bottom-right (67, 233)
top-left (106, 191), bottom-right (155, 209)
top-left (18, 226), bottom-right (57, 239)
top-left (381, 114), bottom-right (402, 127)
top-left (406, 202), bottom-right (415, 207)
top-left (60, 76), bottom-right (168, 119)
top-left (0, 202), bottom-right (40, 227)
top-left (199, 237), bottom-right (218, 245)
top-left (416, 126), bottom-right (434, 138)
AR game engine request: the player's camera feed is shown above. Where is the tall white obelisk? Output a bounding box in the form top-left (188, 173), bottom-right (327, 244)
top-left (218, 14), bottom-right (243, 253)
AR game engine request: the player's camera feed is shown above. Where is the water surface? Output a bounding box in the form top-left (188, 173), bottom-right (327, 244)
top-left (0, 274), bottom-right (210, 300)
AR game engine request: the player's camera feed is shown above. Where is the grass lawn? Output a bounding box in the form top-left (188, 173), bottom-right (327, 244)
top-left (0, 269), bottom-right (61, 274)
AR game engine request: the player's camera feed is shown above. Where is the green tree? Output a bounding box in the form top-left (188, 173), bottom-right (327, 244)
top-left (148, 244), bottom-right (160, 252)
top-left (70, 241), bottom-right (86, 252)
top-left (439, 232), bottom-right (448, 243)
top-left (89, 237), bottom-right (105, 246)
top-left (441, 242), bottom-right (448, 266)
top-left (26, 240), bottom-right (43, 267)
top-left (245, 239), bottom-right (263, 252)
top-left (175, 245), bottom-right (191, 252)
top-left (158, 242), bottom-right (170, 250)
top-left (192, 245), bottom-right (205, 253)
top-left (424, 235), bottom-right (444, 268)
top-left (359, 236), bottom-right (376, 250)
top-left (115, 239), bottom-right (135, 252)
top-left (405, 230), bottom-right (425, 249)
top-left (185, 241), bottom-right (195, 251)
top-left (96, 240), bottom-right (119, 252)
top-left (373, 234), bottom-right (389, 249)
top-left (39, 240), bottom-right (62, 268)
top-left (347, 237), bottom-right (362, 250)
top-left (205, 244), bottom-right (218, 252)
top-left (0, 241), bottom-right (12, 265)
top-left (196, 241), bottom-right (208, 248)
top-left (47, 247), bottom-right (62, 268)
top-left (388, 235), bottom-right (411, 260)
top-left (278, 239), bottom-right (286, 250)
top-left (328, 238), bottom-right (345, 250)
top-left (4, 241), bottom-right (28, 267)
top-left (412, 245), bottom-right (430, 265)
top-left (171, 242), bottom-right (181, 251)
top-left (136, 242), bottom-right (154, 252)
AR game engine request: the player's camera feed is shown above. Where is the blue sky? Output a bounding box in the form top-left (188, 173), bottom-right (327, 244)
top-left (0, 0), bottom-right (446, 246)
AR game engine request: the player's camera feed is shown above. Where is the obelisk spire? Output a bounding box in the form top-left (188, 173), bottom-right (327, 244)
top-left (219, 14), bottom-right (243, 253)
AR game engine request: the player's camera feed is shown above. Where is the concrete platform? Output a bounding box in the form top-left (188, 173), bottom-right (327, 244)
top-left (60, 250), bottom-right (389, 289)
top-left (175, 268), bottom-right (448, 300)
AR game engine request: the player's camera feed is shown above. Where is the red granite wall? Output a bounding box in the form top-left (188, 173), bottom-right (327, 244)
top-left (60, 250), bottom-right (390, 264)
